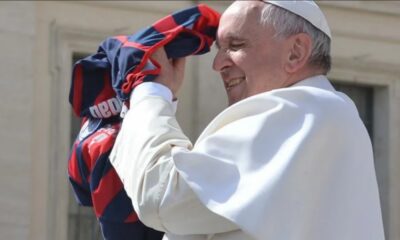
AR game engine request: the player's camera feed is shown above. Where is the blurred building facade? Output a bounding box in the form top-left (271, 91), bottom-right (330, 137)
top-left (0, 1), bottom-right (399, 239)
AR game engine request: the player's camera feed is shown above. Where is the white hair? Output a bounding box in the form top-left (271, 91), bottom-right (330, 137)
top-left (260, 3), bottom-right (331, 73)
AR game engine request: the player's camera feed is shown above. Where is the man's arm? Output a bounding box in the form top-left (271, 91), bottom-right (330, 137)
top-left (110, 81), bottom-right (238, 235)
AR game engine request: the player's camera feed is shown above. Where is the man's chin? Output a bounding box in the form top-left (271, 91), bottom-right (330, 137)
top-left (227, 96), bottom-right (241, 106)
top-left (226, 86), bottom-right (246, 106)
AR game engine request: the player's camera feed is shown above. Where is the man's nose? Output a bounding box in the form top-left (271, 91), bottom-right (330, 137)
top-left (212, 49), bottom-right (230, 72)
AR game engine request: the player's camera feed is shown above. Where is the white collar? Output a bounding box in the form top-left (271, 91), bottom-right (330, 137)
top-left (291, 75), bottom-right (334, 91)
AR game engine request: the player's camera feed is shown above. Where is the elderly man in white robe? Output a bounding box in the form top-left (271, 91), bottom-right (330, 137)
top-left (110, 1), bottom-right (385, 239)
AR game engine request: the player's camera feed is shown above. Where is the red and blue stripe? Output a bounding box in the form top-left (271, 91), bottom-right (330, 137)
top-left (69, 4), bottom-right (219, 118)
top-left (68, 4), bottom-right (220, 240)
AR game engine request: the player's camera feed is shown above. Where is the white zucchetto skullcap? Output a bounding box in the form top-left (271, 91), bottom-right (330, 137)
top-left (262, 0), bottom-right (332, 39)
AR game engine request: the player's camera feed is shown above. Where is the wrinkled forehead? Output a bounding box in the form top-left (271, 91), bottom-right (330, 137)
top-left (221, 0), bottom-right (263, 22)
top-left (218, 1), bottom-right (263, 34)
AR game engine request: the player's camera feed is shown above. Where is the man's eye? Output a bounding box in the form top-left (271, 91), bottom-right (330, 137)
top-left (229, 43), bottom-right (244, 50)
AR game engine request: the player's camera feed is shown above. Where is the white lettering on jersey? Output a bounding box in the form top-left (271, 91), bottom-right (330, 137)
top-left (99, 102), bottom-right (111, 118)
top-left (108, 98), bottom-right (121, 116)
top-left (89, 106), bottom-right (101, 118)
top-left (89, 98), bottom-right (122, 118)
top-left (88, 127), bottom-right (118, 148)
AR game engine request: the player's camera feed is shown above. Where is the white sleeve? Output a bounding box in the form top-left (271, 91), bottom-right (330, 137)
top-left (110, 95), bottom-right (237, 235)
top-left (130, 82), bottom-right (178, 113)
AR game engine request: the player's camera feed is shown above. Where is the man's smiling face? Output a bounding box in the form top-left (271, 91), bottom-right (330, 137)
top-left (213, 1), bottom-right (288, 105)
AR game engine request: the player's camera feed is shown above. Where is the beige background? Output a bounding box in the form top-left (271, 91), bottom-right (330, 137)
top-left (0, 1), bottom-right (399, 239)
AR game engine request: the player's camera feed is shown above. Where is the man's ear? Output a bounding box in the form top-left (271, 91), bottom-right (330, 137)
top-left (284, 33), bottom-right (312, 73)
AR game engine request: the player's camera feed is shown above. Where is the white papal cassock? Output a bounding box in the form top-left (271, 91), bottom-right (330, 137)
top-left (110, 75), bottom-right (385, 240)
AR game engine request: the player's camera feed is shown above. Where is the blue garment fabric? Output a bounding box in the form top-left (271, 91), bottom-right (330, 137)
top-left (69, 4), bottom-right (220, 118)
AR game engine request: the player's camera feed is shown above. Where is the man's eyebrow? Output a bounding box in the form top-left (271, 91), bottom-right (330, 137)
top-left (227, 35), bottom-right (244, 40)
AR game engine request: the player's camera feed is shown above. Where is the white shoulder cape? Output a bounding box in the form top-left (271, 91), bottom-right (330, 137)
top-left (171, 75), bottom-right (384, 240)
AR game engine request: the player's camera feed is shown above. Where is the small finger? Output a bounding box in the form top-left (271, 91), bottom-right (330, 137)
top-left (152, 47), bottom-right (168, 64)
top-left (173, 58), bottom-right (186, 69)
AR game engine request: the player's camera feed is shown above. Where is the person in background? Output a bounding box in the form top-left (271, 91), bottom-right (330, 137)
top-left (110, 1), bottom-right (385, 239)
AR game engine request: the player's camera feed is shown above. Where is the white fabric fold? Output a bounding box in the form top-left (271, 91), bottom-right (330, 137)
top-left (110, 75), bottom-right (384, 240)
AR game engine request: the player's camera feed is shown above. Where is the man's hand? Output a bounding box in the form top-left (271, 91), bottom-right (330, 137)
top-left (151, 47), bottom-right (186, 100)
